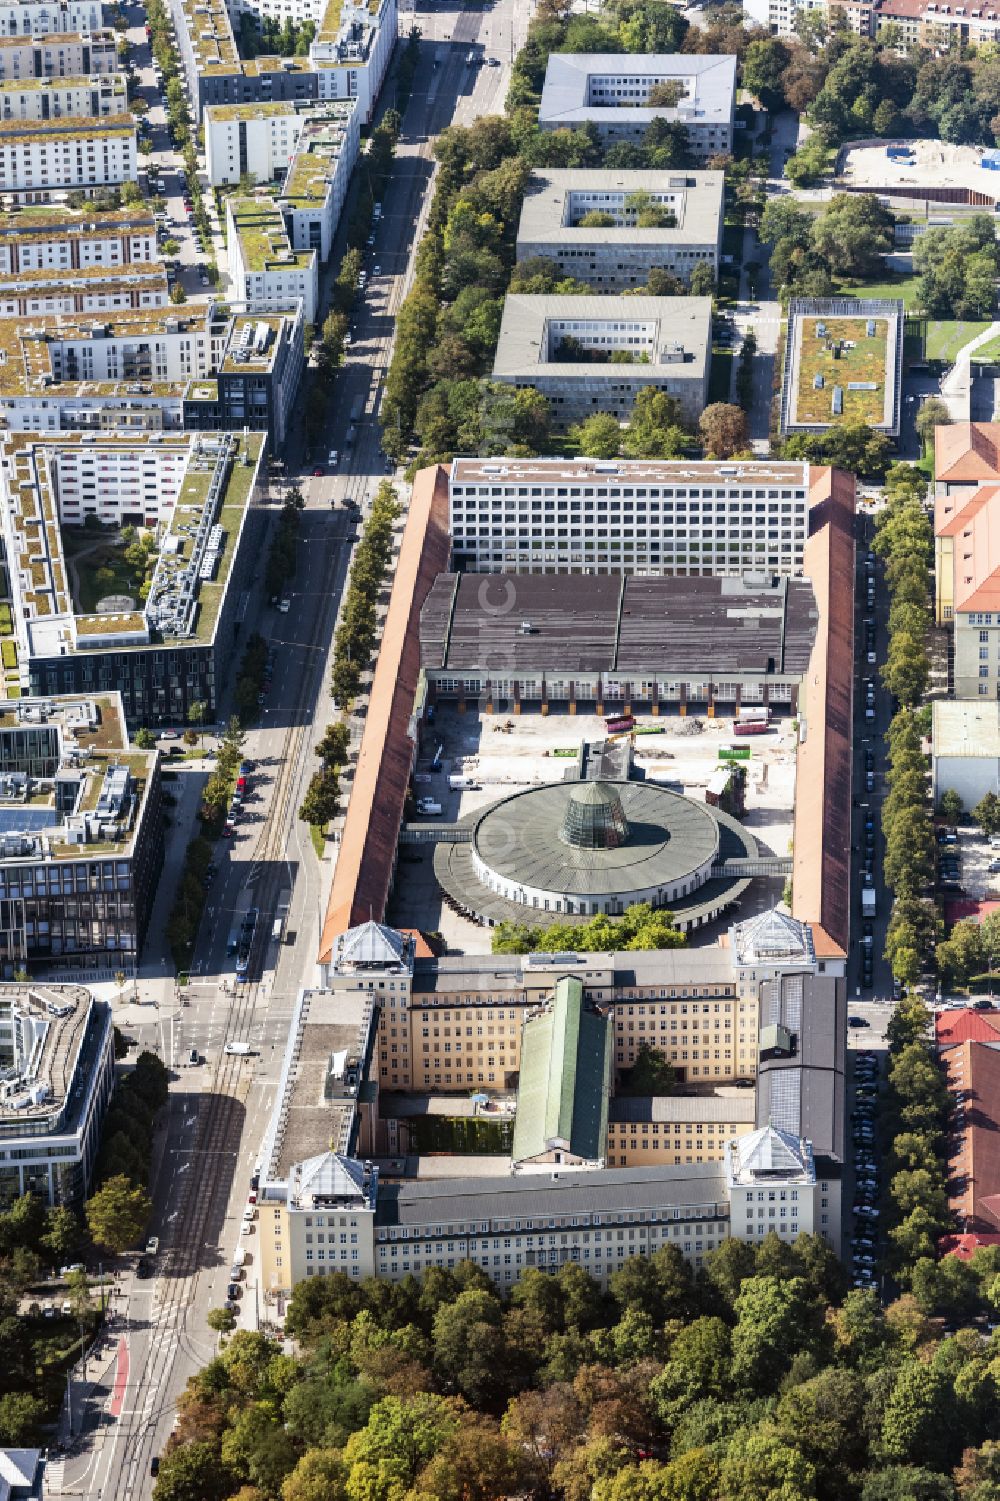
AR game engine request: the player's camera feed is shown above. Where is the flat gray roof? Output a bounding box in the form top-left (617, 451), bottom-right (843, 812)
top-left (610, 1093), bottom-right (757, 1123)
top-left (492, 293), bottom-right (711, 383)
top-left (517, 168), bottom-right (724, 250)
top-left (420, 572), bottom-right (819, 678)
top-left (933, 698), bottom-right (1000, 759)
top-left (376, 1159), bottom-right (729, 1229)
top-left (539, 52), bottom-right (736, 129)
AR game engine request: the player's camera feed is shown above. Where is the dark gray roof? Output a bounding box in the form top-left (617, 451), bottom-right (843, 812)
top-left (420, 573), bottom-right (818, 678)
top-left (375, 1160), bottom-right (728, 1230)
top-left (755, 972), bottom-right (846, 1163)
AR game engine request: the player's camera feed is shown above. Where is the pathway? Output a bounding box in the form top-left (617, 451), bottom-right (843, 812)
top-left (940, 320), bottom-right (1000, 420)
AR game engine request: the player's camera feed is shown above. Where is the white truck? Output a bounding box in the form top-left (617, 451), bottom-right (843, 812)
top-left (861, 888), bottom-right (876, 919)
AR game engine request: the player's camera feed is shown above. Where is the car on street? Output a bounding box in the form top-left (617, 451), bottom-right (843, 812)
top-left (313, 466), bottom-right (323, 476)
top-left (227, 1282), bottom-right (242, 1299)
top-left (187, 1048), bottom-right (199, 1066)
top-left (136, 1257), bottom-right (153, 1278)
top-left (61, 1262), bottom-right (84, 1276)
top-left (849, 1015), bottom-right (870, 1028)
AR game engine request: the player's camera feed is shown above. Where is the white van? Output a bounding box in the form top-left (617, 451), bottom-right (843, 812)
top-left (416, 799), bottom-right (442, 816)
top-left (225, 1041), bottom-right (252, 1056)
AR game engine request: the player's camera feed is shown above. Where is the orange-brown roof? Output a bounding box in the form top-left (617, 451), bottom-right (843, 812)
top-left (791, 466), bottom-right (855, 958)
top-left (937, 1007), bottom-right (1000, 1047)
top-left (942, 1040), bottom-right (1000, 1232)
top-left (936, 422), bottom-right (1000, 485)
top-left (317, 466), bottom-right (451, 964)
top-left (935, 484), bottom-right (1000, 614)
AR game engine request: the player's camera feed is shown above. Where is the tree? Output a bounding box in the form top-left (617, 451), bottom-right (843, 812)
top-left (208, 1306), bottom-right (236, 1333)
top-left (0, 1392), bottom-right (45, 1446)
top-left (689, 262), bottom-right (715, 297)
top-left (878, 1362), bottom-right (955, 1470)
top-left (85, 1174), bottom-right (151, 1253)
top-left (187, 700), bottom-right (207, 744)
top-left (569, 412), bottom-right (621, 458)
top-left (151, 1441), bottom-right (234, 1501)
top-left (742, 36), bottom-right (793, 110)
top-left (622, 388), bottom-right (688, 458)
top-left (41, 1204), bottom-right (79, 1264)
top-left (647, 79), bottom-right (685, 108)
top-left (578, 210), bottom-right (617, 227)
top-left (719, 1429), bottom-right (818, 1501)
top-left (133, 723), bottom-right (155, 748)
top-left (812, 193), bottom-right (895, 279)
top-left (915, 396), bottom-right (951, 445)
top-left (432, 1291), bottom-right (509, 1406)
top-left (938, 789), bottom-right (964, 823)
top-left (699, 403), bottom-right (749, 458)
top-left (730, 1275), bottom-right (822, 1390)
top-left (620, 1041), bottom-right (676, 1096)
top-left (280, 1448), bottom-right (347, 1501)
top-left (974, 792), bottom-right (1000, 837)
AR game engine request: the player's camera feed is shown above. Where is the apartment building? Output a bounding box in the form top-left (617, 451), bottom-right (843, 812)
top-left (0, 29), bottom-right (118, 79)
top-left (0, 113), bottom-right (136, 193)
top-left (492, 294), bottom-right (712, 429)
top-left (0, 982), bottom-right (113, 1206)
top-left (204, 99), bottom-right (307, 186)
top-left (743, 0), bottom-right (874, 36)
top-left (172, 0), bottom-right (395, 120)
top-left (0, 68), bottom-right (125, 118)
top-left (0, 2), bottom-right (105, 36)
top-left (932, 425), bottom-right (1000, 697)
top-left (0, 262), bottom-right (168, 315)
top-left (0, 695), bottom-right (162, 969)
top-left (226, 196), bottom-right (318, 325)
top-left (278, 101), bottom-right (358, 264)
top-left (447, 456), bottom-right (815, 576)
top-left (726, 1126), bottom-right (841, 1246)
top-left (1, 431), bottom-right (268, 725)
top-left (538, 53), bottom-right (736, 160)
top-left (516, 169), bottom-right (724, 292)
top-left (0, 301), bottom-right (304, 445)
top-left (0, 203), bottom-right (158, 273)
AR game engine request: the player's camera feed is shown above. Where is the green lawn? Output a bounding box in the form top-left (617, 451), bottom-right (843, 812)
top-left (834, 275), bottom-right (919, 309)
top-left (970, 333), bottom-right (1000, 364)
top-left (927, 320), bottom-right (993, 363)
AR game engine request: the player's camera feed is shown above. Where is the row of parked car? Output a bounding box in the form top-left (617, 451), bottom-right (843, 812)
top-left (851, 1051), bottom-right (881, 1288)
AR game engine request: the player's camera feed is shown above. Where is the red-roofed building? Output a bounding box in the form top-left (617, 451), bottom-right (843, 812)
top-left (940, 1040), bottom-right (1000, 1232)
top-left (936, 1008), bottom-right (1000, 1048)
top-left (941, 1231), bottom-right (1000, 1260)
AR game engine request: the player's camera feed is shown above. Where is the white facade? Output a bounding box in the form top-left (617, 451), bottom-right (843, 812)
top-left (0, 114), bottom-right (136, 192)
top-left (517, 169), bottom-right (725, 292)
top-left (0, 986), bottom-right (114, 1205)
top-left (309, 0), bottom-right (397, 124)
top-left (726, 1125), bottom-right (839, 1251)
top-left (204, 104), bottom-right (306, 187)
top-left (0, 265), bottom-right (168, 315)
top-left (0, 29), bottom-right (118, 77)
top-left (225, 196), bottom-right (317, 325)
top-left (0, 70), bottom-right (127, 119)
top-left (0, 211), bottom-right (157, 272)
top-left (448, 457), bottom-right (812, 576)
top-left (0, 1), bottom-right (105, 35)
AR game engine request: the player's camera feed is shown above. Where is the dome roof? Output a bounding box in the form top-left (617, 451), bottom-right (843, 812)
top-left (731, 906), bottom-right (814, 966)
top-left (559, 780), bottom-right (630, 850)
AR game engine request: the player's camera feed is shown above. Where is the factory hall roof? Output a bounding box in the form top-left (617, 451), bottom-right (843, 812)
top-left (420, 572), bottom-right (818, 678)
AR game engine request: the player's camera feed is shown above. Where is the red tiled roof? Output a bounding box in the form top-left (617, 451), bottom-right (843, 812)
top-left (936, 1008), bottom-right (1000, 1047)
top-left (936, 422), bottom-right (1000, 485)
top-left (943, 898), bottom-right (1000, 925)
top-left (941, 1040), bottom-right (1000, 1232)
top-left (791, 466), bottom-right (855, 957)
top-left (941, 1231), bottom-right (1000, 1260)
top-left (317, 466), bottom-right (451, 964)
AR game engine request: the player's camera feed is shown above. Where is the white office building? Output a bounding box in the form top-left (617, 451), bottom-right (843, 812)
top-left (492, 294), bottom-right (712, 428)
top-left (0, 113), bottom-right (136, 193)
top-left (726, 1125), bottom-right (838, 1244)
top-left (448, 457), bottom-right (813, 576)
top-left (308, 0), bottom-right (397, 124)
top-left (204, 101), bottom-right (307, 187)
top-left (516, 168), bottom-right (724, 292)
top-left (539, 53), bottom-right (736, 160)
top-left (0, 984), bottom-right (114, 1205)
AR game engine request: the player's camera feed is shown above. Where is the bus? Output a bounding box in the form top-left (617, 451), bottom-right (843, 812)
top-left (605, 714), bottom-right (635, 734)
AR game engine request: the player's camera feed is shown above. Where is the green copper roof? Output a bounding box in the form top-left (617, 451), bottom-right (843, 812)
top-left (512, 976), bottom-right (611, 1165)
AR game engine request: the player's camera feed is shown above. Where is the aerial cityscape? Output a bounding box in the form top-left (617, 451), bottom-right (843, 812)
top-left (4, 0), bottom-right (1000, 1495)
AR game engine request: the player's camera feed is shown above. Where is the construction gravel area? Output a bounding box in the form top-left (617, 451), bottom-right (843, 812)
top-left (840, 139), bottom-right (1000, 196)
top-left (389, 706), bottom-right (797, 954)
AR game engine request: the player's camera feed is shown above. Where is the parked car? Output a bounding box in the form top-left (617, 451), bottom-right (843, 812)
top-left (849, 1015), bottom-right (871, 1028)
